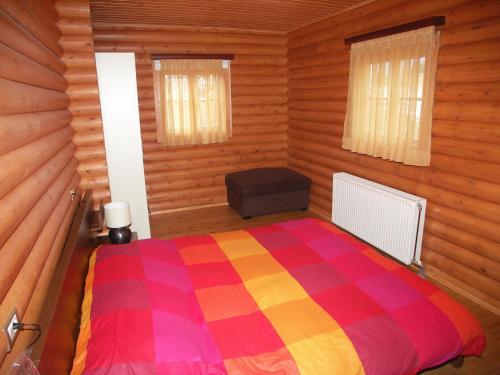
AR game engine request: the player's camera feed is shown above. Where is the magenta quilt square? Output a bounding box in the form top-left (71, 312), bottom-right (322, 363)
top-left (207, 311), bottom-right (285, 359)
top-left (329, 253), bottom-right (385, 282)
top-left (356, 273), bottom-right (424, 311)
top-left (276, 218), bottom-right (319, 230)
top-left (174, 235), bottom-right (215, 249)
top-left (289, 223), bottom-right (332, 242)
top-left (252, 230), bottom-right (302, 251)
top-left (390, 299), bottom-right (463, 369)
top-left (86, 309), bottom-right (155, 368)
top-left (290, 263), bottom-right (348, 295)
top-left (139, 239), bottom-right (184, 265)
top-left (187, 261), bottom-right (241, 289)
top-left (153, 311), bottom-right (222, 364)
top-left (314, 284), bottom-right (385, 326)
top-left (148, 282), bottom-right (204, 323)
top-left (155, 361), bottom-right (227, 374)
top-left (142, 258), bottom-right (193, 292)
top-left (91, 280), bottom-right (150, 318)
top-left (307, 234), bottom-right (362, 260)
top-left (271, 245), bottom-right (323, 269)
top-left (343, 315), bottom-right (419, 375)
top-left (94, 255), bottom-right (145, 286)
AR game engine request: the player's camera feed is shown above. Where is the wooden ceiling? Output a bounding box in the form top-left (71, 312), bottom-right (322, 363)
top-left (89, 0), bottom-right (369, 32)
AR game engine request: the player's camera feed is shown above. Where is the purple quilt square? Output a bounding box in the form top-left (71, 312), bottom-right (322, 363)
top-left (246, 224), bottom-right (282, 236)
top-left (148, 282), bottom-right (204, 323)
top-left (142, 258), bottom-right (193, 292)
top-left (97, 242), bottom-right (140, 261)
top-left (329, 253), bottom-right (385, 282)
top-left (139, 239), bottom-right (184, 265)
top-left (390, 299), bottom-right (463, 370)
top-left (314, 284), bottom-right (385, 326)
top-left (290, 263), bottom-right (348, 295)
top-left (207, 311), bottom-right (285, 359)
top-left (91, 280), bottom-right (150, 318)
top-left (271, 244), bottom-right (323, 269)
top-left (343, 315), bottom-right (419, 375)
top-left (307, 235), bottom-right (359, 260)
top-left (356, 272), bottom-right (424, 311)
top-left (153, 311), bottom-right (222, 364)
top-left (252, 230), bottom-right (302, 251)
top-left (187, 261), bottom-right (241, 289)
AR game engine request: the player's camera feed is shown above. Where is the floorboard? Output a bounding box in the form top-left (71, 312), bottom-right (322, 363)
top-left (150, 206), bottom-right (500, 375)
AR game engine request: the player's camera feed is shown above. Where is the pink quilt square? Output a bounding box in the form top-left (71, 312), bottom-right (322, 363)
top-left (207, 311), bottom-right (285, 359)
top-left (271, 245), bottom-right (323, 269)
top-left (94, 255), bottom-right (145, 286)
top-left (290, 263), bottom-right (348, 295)
top-left (276, 218), bottom-right (319, 230)
top-left (314, 284), bottom-right (385, 326)
top-left (329, 253), bottom-right (385, 282)
top-left (86, 309), bottom-right (155, 368)
top-left (148, 282), bottom-right (204, 323)
top-left (142, 258), bottom-right (193, 292)
top-left (187, 261), bottom-right (241, 289)
top-left (356, 273), bottom-right (424, 311)
top-left (390, 299), bottom-right (463, 369)
top-left (153, 311), bottom-right (222, 364)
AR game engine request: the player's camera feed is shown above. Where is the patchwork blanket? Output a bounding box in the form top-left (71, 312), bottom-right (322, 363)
top-left (72, 218), bottom-right (484, 374)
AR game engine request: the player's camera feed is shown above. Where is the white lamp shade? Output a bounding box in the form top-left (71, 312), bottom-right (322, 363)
top-left (104, 201), bottom-right (132, 228)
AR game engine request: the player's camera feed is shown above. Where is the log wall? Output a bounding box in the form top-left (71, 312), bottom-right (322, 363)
top-left (0, 0), bottom-right (80, 369)
top-left (57, 0), bottom-right (109, 204)
top-left (287, 0), bottom-right (500, 313)
top-left (92, 25), bottom-right (288, 212)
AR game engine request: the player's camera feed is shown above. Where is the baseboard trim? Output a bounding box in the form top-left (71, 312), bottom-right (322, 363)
top-left (150, 202), bottom-right (228, 216)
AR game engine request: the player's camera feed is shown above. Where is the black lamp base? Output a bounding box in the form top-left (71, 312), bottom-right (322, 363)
top-left (108, 226), bottom-right (132, 244)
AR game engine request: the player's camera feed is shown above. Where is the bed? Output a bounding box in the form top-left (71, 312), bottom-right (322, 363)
top-left (68, 217), bottom-right (484, 375)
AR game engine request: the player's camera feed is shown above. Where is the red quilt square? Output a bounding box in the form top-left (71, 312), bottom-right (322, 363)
top-left (188, 261), bottom-right (241, 289)
top-left (93, 255), bottom-right (145, 286)
top-left (175, 235), bottom-right (215, 249)
top-left (315, 284), bottom-right (385, 326)
top-left (271, 245), bottom-right (323, 269)
top-left (329, 253), bottom-right (385, 282)
top-left (392, 267), bottom-right (440, 296)
top-left (207, 311), bottom-right (285, 359)
top-left (86, 309), bottom-right (154, 368)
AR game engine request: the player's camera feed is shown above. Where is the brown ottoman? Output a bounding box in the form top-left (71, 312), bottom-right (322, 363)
top-left (225, 167), bottom-right (311, 219)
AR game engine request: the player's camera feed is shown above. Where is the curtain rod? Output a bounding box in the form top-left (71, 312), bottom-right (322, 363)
top-left (344, 16), bottom-right (445, 45)
top-left (151, 54), bottom-right (235, 60)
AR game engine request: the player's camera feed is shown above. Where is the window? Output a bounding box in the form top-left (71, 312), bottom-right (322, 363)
top-left (153, 59), bottom-right (232, 146)
top-left (342, 26), bottom-right (440, 166)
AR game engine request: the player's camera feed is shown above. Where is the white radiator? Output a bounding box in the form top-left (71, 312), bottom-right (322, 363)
top-left (332, 172), bottom-right (426, 266)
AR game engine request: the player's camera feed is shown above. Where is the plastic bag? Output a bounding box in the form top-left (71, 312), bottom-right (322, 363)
top-left (10, 348), bottom-right (40, 375)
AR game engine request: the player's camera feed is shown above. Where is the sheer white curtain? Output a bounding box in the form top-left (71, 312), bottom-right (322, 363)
top-left (343, 26), bottom-right (440, 166)
top-left (153, 59), bottom-right (232, 146)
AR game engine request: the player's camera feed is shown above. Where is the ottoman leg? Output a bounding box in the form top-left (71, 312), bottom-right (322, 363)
top-left (243, 216), bottom-right (252, 220)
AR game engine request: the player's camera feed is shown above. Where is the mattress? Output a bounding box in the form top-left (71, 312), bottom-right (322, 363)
top-left (71, 218), bottom-right (485, 374)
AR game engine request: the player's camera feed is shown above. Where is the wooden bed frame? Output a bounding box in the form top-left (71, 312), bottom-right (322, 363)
top-left (36, 190), bottom-right (95, 375)
top-left (31, 189), bottom-right (464, 374)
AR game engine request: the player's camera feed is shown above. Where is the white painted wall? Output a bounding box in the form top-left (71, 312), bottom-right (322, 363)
top-left (95, 52), bottom-right (151, 239)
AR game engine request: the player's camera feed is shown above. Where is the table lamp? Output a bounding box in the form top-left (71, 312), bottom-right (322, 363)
top-left (104, 201), bottom-right (132, 244)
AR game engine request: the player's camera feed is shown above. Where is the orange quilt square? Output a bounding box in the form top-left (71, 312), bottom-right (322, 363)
top-left (264, 298), bottom-right (339, 344)
top-left (196, 284), bottom-right (259, 322)
top-left (224, 347), bottom-right (300, 375)
top-left (231, 254), bottom-right (284, 281)
top-left (178, 243), bottom-right (228, 265)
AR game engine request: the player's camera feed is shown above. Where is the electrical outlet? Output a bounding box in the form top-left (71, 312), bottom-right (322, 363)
top-left (2, 309), bottom-right (19, 352)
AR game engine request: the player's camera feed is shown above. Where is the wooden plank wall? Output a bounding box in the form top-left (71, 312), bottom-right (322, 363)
top-left (0, 0), bottom-right (80, 369)
top-left (57, 0), bottom-right (109, 205)
top-left (287, 0), bottom-right (500, 313)
top-left (92, 25), bottom-right (289, 212)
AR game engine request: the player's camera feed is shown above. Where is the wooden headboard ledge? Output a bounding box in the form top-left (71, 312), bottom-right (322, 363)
top-left (37, 190), bottom-right (95, 374)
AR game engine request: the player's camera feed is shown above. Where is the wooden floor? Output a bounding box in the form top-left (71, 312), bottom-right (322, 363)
top-left (150, 205), bottom-right (500, 375)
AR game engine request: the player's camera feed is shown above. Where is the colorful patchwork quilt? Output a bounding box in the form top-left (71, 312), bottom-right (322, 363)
top-left (72, 218), bottom-right (485, 374)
